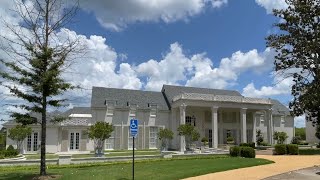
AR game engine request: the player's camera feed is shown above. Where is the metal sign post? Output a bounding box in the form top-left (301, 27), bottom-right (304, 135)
top-left (133, 136), bottom-right (135, 180)
top-left (130, 119), bottom-right (138, 180)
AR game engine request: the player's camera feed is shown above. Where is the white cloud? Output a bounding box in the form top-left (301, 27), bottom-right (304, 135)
top-left (136, 44), bottom-right (275, 91)
top-left (186, 48), bottom-right (275, 89)
top-left (242, 74), bottom-right (293, 98)
top-left (136, 43), bottom-right (193, 90)
top-left (79, 0), bottom-right (227, 31)
top-left (255, 0), bottom-right (288, 14)
top-left (56, 29), bottom-right (142, 90)
top-left (295, 115), bottom-right (305, 128)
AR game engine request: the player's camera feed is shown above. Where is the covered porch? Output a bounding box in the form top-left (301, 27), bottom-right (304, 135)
top-left (170, 93), bottom-right (274, 152)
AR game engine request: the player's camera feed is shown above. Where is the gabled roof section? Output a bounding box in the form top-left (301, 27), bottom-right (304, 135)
top-left (271, 99), bottom-right (291, 115)
top-left (91, 87), bottom-right (169, 110)
top-left (161, 84), bottom-right (242, 105)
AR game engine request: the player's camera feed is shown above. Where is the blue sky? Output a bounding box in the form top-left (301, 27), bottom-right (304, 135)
top-left (0, 0), bottom-right (305, 127)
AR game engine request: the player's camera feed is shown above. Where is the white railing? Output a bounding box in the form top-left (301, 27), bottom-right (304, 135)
top-left (172, 93), bottom-right (271, 105)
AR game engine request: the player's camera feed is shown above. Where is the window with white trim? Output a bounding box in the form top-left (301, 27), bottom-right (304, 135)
top-left (105, 131), bottom-right (115, 150)
top-left (149, 127), bottom-right (158, 149)
top-left (186, 115), bottom-right (196, 126)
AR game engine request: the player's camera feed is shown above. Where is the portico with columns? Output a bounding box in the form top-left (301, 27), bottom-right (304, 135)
top-left (170, 93), bottom-right (274, 152)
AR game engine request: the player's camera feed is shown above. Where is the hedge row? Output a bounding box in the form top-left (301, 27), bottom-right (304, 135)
top-left (230, 146), bottom-right (255, 158)
top-left (299, 149), bottom-right (320, 155)
top-left (239, 142), bottom-right (255, 149)
top-left (273, 144), bottom-right (299, 155)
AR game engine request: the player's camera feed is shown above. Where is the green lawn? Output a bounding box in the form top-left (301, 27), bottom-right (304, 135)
top-left (25, 151), bottom-right (161, 159)
top-left (0, 157), bottom-right (273, 180)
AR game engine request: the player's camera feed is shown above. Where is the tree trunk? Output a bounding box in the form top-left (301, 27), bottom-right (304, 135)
top-left (40, 97), bottom-right (47, 175)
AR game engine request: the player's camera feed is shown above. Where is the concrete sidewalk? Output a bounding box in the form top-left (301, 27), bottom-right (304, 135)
top-left (184, 155), bottom-right (320, 180)
top-left (264, 166), bottom-right (320, 180)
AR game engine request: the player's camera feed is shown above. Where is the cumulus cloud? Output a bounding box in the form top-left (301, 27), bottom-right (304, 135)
top-left (135, 44), bottom-right (275, 91)
top-left (295, 114), bottom-right (305, 128)
top-left (79, 0), bottom-right (227, 31)
top-left (242, 74), bottom-right (293, 98)
top-left (255, 0), bottom-right (288, 14)
top-left (186, 48), bottom-right (275, 89)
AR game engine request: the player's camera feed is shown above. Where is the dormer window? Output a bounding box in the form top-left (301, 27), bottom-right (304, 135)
top-left (150, 109), bottom-right (157, 117)
top-left (129, 109), bottom-right (136, 117)
top-left (107, 109), bottom-right (114, 116)
top-left (281, 116), bottom-right (285, 124)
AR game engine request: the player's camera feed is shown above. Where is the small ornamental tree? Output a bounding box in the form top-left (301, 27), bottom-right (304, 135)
top-left (201, 137), bottom-right (209, 146)
top-left (8, 125), bottom-right (32, 154)
top-left (87, 122), bottom-right (113, 157)
top-left (256, 130), bottom-right (264, 146)
top-left (158, 128), bottom-right (174, 151)
top-left (273, 131), bottom-right (288, 144)
top-left (177, 124), bottom-right (200, 150)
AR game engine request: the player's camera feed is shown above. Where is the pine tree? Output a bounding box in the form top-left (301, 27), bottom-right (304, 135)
top-left (0, 0), bottom-right (80, 176)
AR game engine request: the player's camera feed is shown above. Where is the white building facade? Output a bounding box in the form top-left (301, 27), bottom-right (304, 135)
top-left (4, 85), bottom-right (294, 153)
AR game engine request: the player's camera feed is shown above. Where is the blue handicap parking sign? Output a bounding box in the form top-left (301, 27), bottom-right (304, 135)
top-left (130, 119), bottom-right (138, 137)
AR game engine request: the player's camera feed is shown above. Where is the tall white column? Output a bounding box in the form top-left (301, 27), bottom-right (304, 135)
top-left (270, 109), bottom-right (274, 144)
top-left (240, 108), bottom-right (247, 143)
top-left (252, 112), bottom-right (256, 145)
top-left (219, 112), bottom-right (223, 144)
top-left (266, 109), bottom-right (273, 144)
top-left (211, 106), bottom-right (218, 149)
top-left (179, 104), bottom-right (186, 152)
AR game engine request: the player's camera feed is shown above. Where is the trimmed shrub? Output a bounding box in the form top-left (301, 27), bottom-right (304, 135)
top-left (229, 146), bottom-right (240, 157)
top-left (274, 144), bottom-right (287, 155)
top-left (240, 142), bottom-right (255, 149)
top-left (299, 142), bottom-right (309, 145)
top-left (240, 147), bottom-right (255, 158)
top-left (4, 149), bottom-right (18, 157)
top-left (240, 143), bottom-right (248, 147)
top-left (7, 145), bottom-right (14, 151)
top-left (248, 142), bottom-right (255, 149)
top-left (286, 144), bottom-right (299, 155)
top-left (299, 149), bottom-right (320, 155)
top-left (291, 136), bottom-right (301, 144)
top-left (260, 142), bottom-right (271, 146)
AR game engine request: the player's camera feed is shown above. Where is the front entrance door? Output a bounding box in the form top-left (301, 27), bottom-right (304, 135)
top-left (26, 132), bottom-right (39, 152)
top-left (69, 132), bottom-right (80, 151)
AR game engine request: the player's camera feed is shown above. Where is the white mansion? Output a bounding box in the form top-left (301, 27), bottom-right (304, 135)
top-left (4, 85), bottom-right (294, 153)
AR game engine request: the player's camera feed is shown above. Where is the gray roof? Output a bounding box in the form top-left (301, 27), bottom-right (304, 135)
top-left (62, 107), bottom-right (91, 116)
top-left (271, 99), bottom-right (291, 115)
top-left (161, 84), bottom-right (242, 104)
top-left (91, 87), bottom-right (169, 110)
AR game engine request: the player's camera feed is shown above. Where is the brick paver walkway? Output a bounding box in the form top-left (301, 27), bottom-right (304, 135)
top-left (184, 155), bottom-right (320, 180)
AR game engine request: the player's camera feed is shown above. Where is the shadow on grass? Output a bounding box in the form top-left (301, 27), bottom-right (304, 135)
top-left (0, 173), bottom-right (36, 180)
top-left (0, 173), bottom-right (61, 180)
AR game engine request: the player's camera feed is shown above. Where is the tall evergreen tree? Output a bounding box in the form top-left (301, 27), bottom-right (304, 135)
top-left (266, 0), bottom-right (320, 125)
top-left (0, 0), bottom-right (80, 176)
